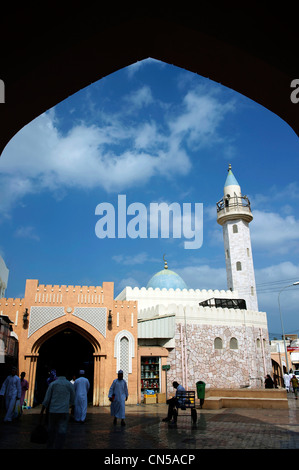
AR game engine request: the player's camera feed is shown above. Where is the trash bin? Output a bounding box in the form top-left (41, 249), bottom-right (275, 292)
top-left (196, 381), bottom-right (205, 408)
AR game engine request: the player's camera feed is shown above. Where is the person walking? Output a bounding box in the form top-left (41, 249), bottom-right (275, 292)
top-left (162, 381), bottom-right (186, 423)
top-left (40, 367), bottom-right (75, 449)
top-left (0, 366), bottom-right (21, 422)
top-left (20, 372), bottom-right (29, 410)
top-left (47, 369), bottom-right (57, 386)
top-left (289, 371), bottom-right (294, 392)
top-left (74, 370), bottom-right (90, 423)
top-left (283, 372), bottom-right (291, 392)
top-left (290, 374), bottom-right (298, 400)
top-left (264, 374), bottom-right (274, 389)
top-left (108, 370), bottom-right (128, 426)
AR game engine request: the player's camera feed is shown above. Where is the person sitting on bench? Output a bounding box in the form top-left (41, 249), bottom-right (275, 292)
top-left (162, 381), bottom-right (186, 422)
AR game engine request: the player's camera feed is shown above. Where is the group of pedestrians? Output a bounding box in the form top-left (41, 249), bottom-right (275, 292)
top-left (265, 371), bottom-right (299, 399)
top-left (283, 370), bottom-right (299, 399)
top-left (39, 368), bottom-right (90, 448)
top-left (0, 367), bottom-right (29, 422)
top-left (0, 365), bottom-right (129, 448)
top-left (40, 367), bottom-right (128, 448)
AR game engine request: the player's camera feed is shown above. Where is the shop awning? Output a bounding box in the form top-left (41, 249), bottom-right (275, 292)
top-left (138, 314), bottom-right (175, 339)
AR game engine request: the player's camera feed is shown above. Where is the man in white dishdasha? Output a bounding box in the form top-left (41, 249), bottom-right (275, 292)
top-left (108, 370), bottom-right (128, 426)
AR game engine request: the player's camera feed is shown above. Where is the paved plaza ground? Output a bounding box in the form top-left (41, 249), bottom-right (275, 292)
top-left (0, 394), bottom-right (299, 454)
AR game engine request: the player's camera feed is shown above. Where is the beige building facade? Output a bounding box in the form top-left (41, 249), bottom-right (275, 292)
top-left (0, 280), bottom-right (144, 407)
top-left (0, 166), bottom-right (273, 405)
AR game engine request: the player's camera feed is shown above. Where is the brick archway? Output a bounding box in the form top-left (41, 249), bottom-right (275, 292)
top-left (26, 322), bottom-right (104, 407)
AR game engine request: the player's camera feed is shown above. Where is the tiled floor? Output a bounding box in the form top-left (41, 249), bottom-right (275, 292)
top-left (1, 394), bottom-right (299, 450)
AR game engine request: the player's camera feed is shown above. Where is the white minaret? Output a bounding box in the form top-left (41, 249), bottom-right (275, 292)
top-left (216, 165), bottom-right (258, 311)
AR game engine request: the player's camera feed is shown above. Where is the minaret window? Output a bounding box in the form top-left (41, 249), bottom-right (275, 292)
top-left (236, 261), bottom-right (242, 271)
top-left (225, 249), bottom-right (230, 259)
top-left (247, 248), bottom-right (250, 257)
top-left (232, 224), bottom-right (238, 233)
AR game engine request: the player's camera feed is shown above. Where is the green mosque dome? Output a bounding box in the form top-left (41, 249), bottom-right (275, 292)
top-left (146, 256), bottom-right (188, 290)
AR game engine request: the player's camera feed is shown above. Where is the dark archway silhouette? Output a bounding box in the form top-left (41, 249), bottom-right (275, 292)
top-left (34, 327), bottom-right (94, 405)
top-left (0, 3), bottom-right (298, 156)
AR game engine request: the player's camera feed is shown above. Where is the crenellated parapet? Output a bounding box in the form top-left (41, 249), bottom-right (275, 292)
top-left (24, 279), bottom-right (114, 306)
top-left (116, 285), bottom-right (242, 316)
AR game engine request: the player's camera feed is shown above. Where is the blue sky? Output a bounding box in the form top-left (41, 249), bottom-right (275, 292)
top-left (0, 58), bottom-right (298, 338)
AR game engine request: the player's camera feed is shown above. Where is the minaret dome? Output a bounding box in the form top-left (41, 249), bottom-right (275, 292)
top-left (217, 164), bottom-right (253, 225)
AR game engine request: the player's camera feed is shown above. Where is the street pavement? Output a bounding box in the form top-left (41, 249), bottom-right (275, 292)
top-left (0, 394), bottom-right (299, 452)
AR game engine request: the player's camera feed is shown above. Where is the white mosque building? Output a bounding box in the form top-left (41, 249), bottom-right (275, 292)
top-left (116, 166), bottom-right (271, 391)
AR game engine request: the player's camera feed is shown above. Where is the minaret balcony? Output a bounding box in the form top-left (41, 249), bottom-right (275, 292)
top-left (216, 196), bottom-right (253, 225)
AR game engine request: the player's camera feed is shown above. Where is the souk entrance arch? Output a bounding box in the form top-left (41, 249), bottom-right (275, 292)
top-left (35, 328), bottom-right (94, 406)
top-left (26, 322), bottom-right (104, 408)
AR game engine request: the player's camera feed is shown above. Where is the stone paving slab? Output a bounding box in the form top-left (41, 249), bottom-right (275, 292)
top-left (0, 395), bottom-right (299, 451)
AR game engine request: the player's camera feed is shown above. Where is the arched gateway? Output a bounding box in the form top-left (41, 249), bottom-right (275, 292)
top-left (2, 279), bottom-right (138, 407)
top-left (28, 323), bottom-right (102, 407)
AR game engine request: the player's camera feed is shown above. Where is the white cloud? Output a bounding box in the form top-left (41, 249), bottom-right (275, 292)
top-left (116, 277), bottom-right (141, 292)
top-left (177, 264), bottom-right (227, 291)
top-left (14, 226), bottom-right (40, 241)
top-left (0, 83), bottom-right (235, 215)
top-left (112, 252), bottom-right (160, 265)
top-left (124, 85), bottom-right (153, 110)
top-left (134, 122), bottom-right (161, 150)
top-left (254, 262), bottom-right (299, 333)
top-left (251, 210), bottom-right (299, 254)
top-left (255, 262), bottom-right (299, 286)
top-left (168, 89), bottom-right (235, 148)
top-left (250, 182), bottom-right (299, 210)
top-left (0, 175), bottom-right (37, 217)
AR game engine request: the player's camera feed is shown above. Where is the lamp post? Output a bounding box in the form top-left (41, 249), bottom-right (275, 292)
top-left (278, 281), bottom-right (299, 374)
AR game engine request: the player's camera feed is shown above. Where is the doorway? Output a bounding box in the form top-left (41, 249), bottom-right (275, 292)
top-left (34, 327), bottom-right (94, 405)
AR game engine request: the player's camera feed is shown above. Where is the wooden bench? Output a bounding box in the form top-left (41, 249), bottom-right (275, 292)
top-left (173, 391), bottom-right (197, 423)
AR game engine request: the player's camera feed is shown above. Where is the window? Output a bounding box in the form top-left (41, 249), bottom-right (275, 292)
top-left (233, 224), bottom-right (238, 233)
top-left (251, 286), bottom-right (254, 295)
top-left (230, 337), bottom-right (238, 349)
top-left (120, 337), bottom-right (129, 383)
top-left (247, 248), bottom-right (250, 257)
top-left (114, 329), bottom-right (135, 383)
top-left (225, 249), bottom-right (230, 259)
top-left (257, 338), bottom-right (261, 348)
top-left (214, 337), bottom-right (223, 349)
top-left (236, 261), bottom-right (242, 271)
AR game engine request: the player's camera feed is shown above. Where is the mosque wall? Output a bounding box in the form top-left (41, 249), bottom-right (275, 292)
top-left (117, 284), bottom-right (272, 395)
top-left (167, 321), bottom-right (271, 391)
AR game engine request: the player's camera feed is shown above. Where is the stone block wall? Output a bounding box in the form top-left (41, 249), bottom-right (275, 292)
top-left (167, 322), bottom-right (271, 393)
